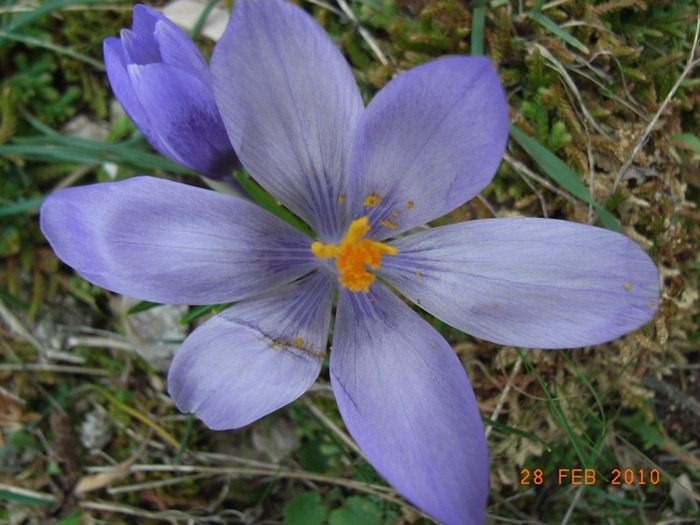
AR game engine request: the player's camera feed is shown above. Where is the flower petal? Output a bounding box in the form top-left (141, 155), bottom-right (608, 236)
top-left (105, 7), bottom-right (241, 183)
top-left (128, 63), bottom-right (240, 179)
top-left (211, 0), bottom-right (363, 242)
top-left (379, 218), bottom-right (660, 348)
top-left (40, 176), bottom-right (319, 305)
top-left (132, 4), bottom-right (209, 79)
top-left (131, 3), bottom-right (162, 34)
top-left (331, 284), bottom-right (488, 525)
top-left (120, 27), bottom-right (161, 65)
top-left (168, 271), bottom-right (335, 429)
top-left (347, 56), bottom-right (508, 240)
top-left (103, 38), bottom-right (169, 155)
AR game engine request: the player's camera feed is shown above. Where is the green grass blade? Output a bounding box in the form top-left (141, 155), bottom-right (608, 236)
top-left (0, 0), bottom-right (106, 49)
top-left (0, 138), bottom-right (197, 175)
top-left (509, 125), bottom-right (621, 232)
top-left (0, 29), bottom-right (105, 69)
top-left (516, 348), bottom-right (592, 469)
top-left (584, 486), bottom-right (657, 508)
top-left (178, 302), bottom-right (235, 326)
top-left (471, 6), bottom-right (486, 56)
top-left (125, 300), bottom-right (162, 316)
top-left (482, 417), bottom-right (552, 451)
top-left (532, 13), bottom-right (589, 54)
top-left (189, 0), bottom-right (218, 39)
top-left (671, 133), bottom-right (700, 155)
top-left (233, 171), bottom-right (314, 235)
top-left (0, 488), bottom-right (54, 507)
top-left (561, 352), bottom-right (606, 425)
top-left (0, 288), bottom-right (29, 311)
top-left (531, 0), bottom-right (546, 17)
top-left (0, 196), bottom-right (45, 216)
top-left (56, 512), bottom-right (83, 525)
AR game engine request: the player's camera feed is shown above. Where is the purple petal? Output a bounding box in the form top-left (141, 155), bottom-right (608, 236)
top-left (169, 271), bottom-right (335, 429)
top-left (379, 218), bottom-right (660, 348)
top-left (130, 4), bottom-right (207, 78)
top-left (131, 4), bottom-right (162, 34)
top-left (153, 18), bottom-right (208, 79)
top-left (105, 7), bottom-right (241, 182)
top-left (128, 63), bottom-right (240, 180)
top-left (211, 0), bottom-right (363, 242)
top-left (331, 284), bottom-right (487, 525)
top-left (120, 28), bottom-right (161, 65)
top-left (40, 177), bottom-right (319, 305)
top-left (346, 57), bottom-right (508, 240)
top-left (103, 38), bottom-right (169, 155)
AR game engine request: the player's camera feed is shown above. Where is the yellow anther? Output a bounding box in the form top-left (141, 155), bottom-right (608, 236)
top-left (379, 218), bottom-right (398, 230)
top-left (406, 201), bottom-right (414, 209)
top-left (624, 282), bottom-right (632, 291)
top-left (311, 217), bottom-right (398, 293)
top-left (364, 194), bottom-right (381, 207)
top-left (338, 195), bottom-right (345, 203)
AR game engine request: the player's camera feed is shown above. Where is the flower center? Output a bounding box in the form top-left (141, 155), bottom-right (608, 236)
top-left (311, 217), bottom-right (398, 293)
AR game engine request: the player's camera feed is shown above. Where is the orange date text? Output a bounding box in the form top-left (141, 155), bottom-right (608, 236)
top-left (520, 468), bottom-right (661, 485)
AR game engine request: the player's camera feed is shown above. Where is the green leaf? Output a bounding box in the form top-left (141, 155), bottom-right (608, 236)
top-left (329, 496), bottom-right (382, 525)
top-left (584, 486), bottom-right (656, 508)
top-left (0, 29), bottom-right (105, 69)
top-left (299, 437), bottom-right (330, 473)
top-left (671, 133), bottom-right (700, 155)
top-left (531, 13), bottom-right (589, 54)
top-left (618, 415), bottom-right (665, 450)
top-left (0, 196), bottom-right (45, 217)
top-left (509, 125), bottom-right (621, 232)
top-left (482, 418), bottom-right (552, 451)
top-left (233, 171), bottom-right (313, 235)
top-left (0, 488), bottom-right (54, 508)
top-left (284, 492), bottom-right (328, 525)
top-left (0, 0), bottom-right (106, 49)
top-left (0, 288), bottom-right (28, 311)
top-left (471, 6), bottom-right (486, 56)
top-left (189, 0), bottom-right (218, 39)
top-left (178, 302), bottom-right (234, 326)
top-left (125, 300), bottom-right (162, 316)
top-left (8, 431), bottom-right (40, 449)
top-left (57, 512), bottom-right (83, 525)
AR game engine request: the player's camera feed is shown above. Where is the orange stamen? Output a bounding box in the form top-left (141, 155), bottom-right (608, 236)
top-left (311, 217), bottom-right (398, 293)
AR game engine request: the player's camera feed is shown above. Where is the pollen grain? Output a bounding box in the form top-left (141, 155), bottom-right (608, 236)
top-left (311, 217), bottom-right (397, 293)
top-left (363, 194), bottom-right (381, 207)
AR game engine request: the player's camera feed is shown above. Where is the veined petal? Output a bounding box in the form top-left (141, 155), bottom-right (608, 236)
top-left (169, 271), bottom-right (335, 429)
top-left (131, 3), bottom-right (162, 34)
top-left (40, 177), bottom-right (319, 305)
top-left (103, 38), bottom-right (168, 155)
top-left (379, 218), bottom-right (660, 348)
top-left (211, 0), bottom-right (363, 242)
top-left (128, 63), bottom-right (240, 180)
top-left (132, 4), bottom-right (209, 79)
top-left (331, 283), bottom-right (487, 525)
top-left (120, 28), bottom-right (161, 65)
top-left (347, 57), bottom-right (508, 240)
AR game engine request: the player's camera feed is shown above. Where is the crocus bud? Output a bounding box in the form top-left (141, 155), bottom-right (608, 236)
top-left (103, 4), bottom-right (241, 182)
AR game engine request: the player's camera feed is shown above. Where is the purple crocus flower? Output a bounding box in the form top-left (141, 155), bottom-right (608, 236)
top-left (41, 0), bottom-right (660, 523)
top-left (103, 4), bottom-right (241, 182)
